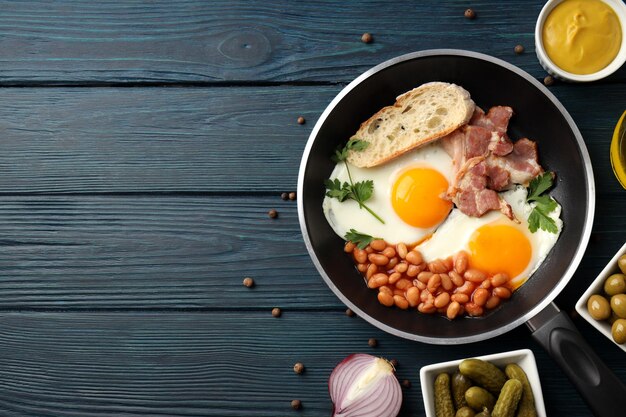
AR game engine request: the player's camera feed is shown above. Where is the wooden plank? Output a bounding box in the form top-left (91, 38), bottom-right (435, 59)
top-left (0, 311), bottom-right (618, 416)
top-left (0, 0), bottom-right (599, 84)
top-left (0, 85), bottom-right (623, 194)
top-left (0, 194), bottom-right (622, 309)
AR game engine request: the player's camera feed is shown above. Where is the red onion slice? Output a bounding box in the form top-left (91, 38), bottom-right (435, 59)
top-left (329, 353), bottom-right (402, 417)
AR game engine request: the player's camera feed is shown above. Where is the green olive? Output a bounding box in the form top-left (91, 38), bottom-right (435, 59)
top-left (587, 294), bottom-right (611, 320)
top-left (611, 319), bottom-right (626, 344)
top-left (456, 406), bottom-right (476, 417)
top-left (604, 273), bottom-right (626, 296)
top-left (611, 294), bottom-right (626, 318)
top-left (618, 255), bottom-right (626, 274)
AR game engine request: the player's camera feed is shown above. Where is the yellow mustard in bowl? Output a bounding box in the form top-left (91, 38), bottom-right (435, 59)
top-left (542, 0), bottom-right (622, 75)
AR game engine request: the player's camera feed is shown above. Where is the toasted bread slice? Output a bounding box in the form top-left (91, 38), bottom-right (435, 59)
top-left (346, 82), bottom-right (475, 167)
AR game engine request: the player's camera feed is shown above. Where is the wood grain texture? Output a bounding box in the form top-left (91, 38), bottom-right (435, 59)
top-left (0, 311), bottom-right (618, 416)
top-left (0, 193), bottom-right (621, 309)
top-left (0, 84), bottom-right (623, 194)
top-left (0, 0), bottom-right (623, 84)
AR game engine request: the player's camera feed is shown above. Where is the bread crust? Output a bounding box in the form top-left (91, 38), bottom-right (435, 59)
top-left (346, 82), bottom-right (475, 168)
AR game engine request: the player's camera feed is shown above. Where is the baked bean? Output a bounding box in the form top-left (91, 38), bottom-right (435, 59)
top-left (454, 251), bottom-right (469, 275)
top-left (406, 250), bottom-right (423, 265)
top-left (368, 273), bottom-right (388, 288)
top-left (440, 273), bottom-right (453, 291)
top-left (387, 257), bottom-right (398, 269)
top-left (355, 249), bottom-right (367, 264)
top-left (366, 263), bottom-right (378, 279)
top-left (455, 281), bottom-right (475, 295)
top-left (427, 274), bottom-right (442, 293)
top-left (378, 291), bottom-right (394, 307)
top-left (458, 304), bottom-right (465, 316)
top-left (434, 292), bottom-right (451, 308)
top-left (473, 288), bottom-right (490, 307)
top-left (397, 243), bottom-right (408, 259)
top-left (383, 246), bottom-right (396, 258)
top-left (480, 279), bottom-right (491, 289)
top-left (357, 263), bottom-right (367, 273)
top-left (366, 246), bottom-right (374, 254)
top-left (485, 295), bottom-right (501, 309)
top-left (428, 259), bottom-right (448, 273)
top-left (394, 295), bottom-right (409, 310)
top-left (393, 288), bottom-right (405, 297)
top-left (464, 269), bottom-right (487, 283)
top-left (417, 271), bottom-right (434, 283)
top-left (388, 272), bottom-right (402, 285)
top-left (418, 303), bottom-right (436, 314)
top-left (406, 287), bottom-right (420, 307)
top-left (447, 301), bottom-right (461, 320)
top-left (449, 271), bottom-right (464, 287)
top-left (493, 286), bottom-right (512, 299)
top-left (344, 241), bottom-right (355, 253)
top-left (370, 239), bottom-right (387, 251)
top-left (379, 286), bottom-right (392, 296)
top-left (420, 288), bottom-right (430, 302)
top-left (395, 278), bottom-right (412, 290)
top-left (451, 293), bottom-right (469, 304)
top-left (406, 264), bottom-right (420, 277)
top-left (368, 253), bottom-right (389, 266)
top-left (395, 262), bottom-right (408, 273)
top-left (465, 302), bottom-right (484, 317)
top-left (490, 273), bottom-right (509, 287)
top-left (444, 257), bottom-right (454, 271)
top-left (415, 280), bottom-right (427, 290)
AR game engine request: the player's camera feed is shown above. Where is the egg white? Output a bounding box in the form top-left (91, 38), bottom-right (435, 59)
top-left (322, 143), bottom-right (454, 244)
top-left (416, 186), bottom-right (562, 287)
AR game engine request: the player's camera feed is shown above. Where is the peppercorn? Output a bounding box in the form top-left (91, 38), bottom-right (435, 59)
top-left (291, 399), bottom-right (302, 410)
top-left (514, 44), bottom-right (525, 55)
top-left (297, 116), bottom-right (305, 125)
top-left (288, 192), bottom-right (296, 201)
top-left (368, 337), bottom-right (378, 347)
top-left (345, 308), bottom-right (355, 317)
top-left (272, 307), bottom-right (281, 317)
top-left (464, 8), bottom-right (476, 19)
top-left (402, 379), bottom-right (411, 389)
top-left (293, 362), bottom-right (305, 374)
top-left (281, 192), bottom-right (288, 200)
top-left (390, 358), bottom-right (399, 368)
top-left (361, 32), bottom-right (373, 43)
top-left (543, 75), bottom-right (555, 86)
top-left (268, 209), bottom-right (278, 219)
top-left (243, 277), bottom-right (255, 288)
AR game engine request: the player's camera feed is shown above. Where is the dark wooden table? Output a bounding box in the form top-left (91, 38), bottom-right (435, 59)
top-left (0, 1), bottom-right (624, 416)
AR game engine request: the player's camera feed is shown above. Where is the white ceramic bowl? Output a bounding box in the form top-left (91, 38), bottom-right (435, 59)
top-left (535, 0), bottom-right (626, 82)
top-left (420, 349), bottom-right (547, 417)
top-left (575, 242), bottom-right (626, 352)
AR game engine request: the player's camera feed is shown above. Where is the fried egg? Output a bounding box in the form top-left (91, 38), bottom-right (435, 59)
top-left (416, 186), bottom-right (562, 288)
top-left (322, 143), bottom-right (454, 244)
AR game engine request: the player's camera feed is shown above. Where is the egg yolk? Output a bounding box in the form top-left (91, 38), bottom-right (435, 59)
top-left (391, 167), bottom-right (452, 228)
top-left (468, 224), bottom-right (532, 280)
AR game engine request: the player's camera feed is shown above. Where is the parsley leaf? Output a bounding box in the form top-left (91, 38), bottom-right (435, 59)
top-left (324, 179), bottom-right (351, 202)
top-left (325, 139), bottom-right (384, 224)
top-left (527, 172), bottom-right (555, 201)
top-left (526, 171), bottom-right (558, 233)
top-left (345, 229), bottom-right (377, 249)
top-left (351, 180), bottom-right (374, 205)
top-left (528, 207), bottom-right (559, 233)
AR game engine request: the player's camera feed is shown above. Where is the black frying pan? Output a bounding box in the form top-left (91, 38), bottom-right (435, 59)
top-left (297, 50), bottom-right (626, 416)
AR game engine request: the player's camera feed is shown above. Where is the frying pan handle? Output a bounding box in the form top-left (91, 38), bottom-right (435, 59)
top-left (528, 303), bottom-right (626, 416)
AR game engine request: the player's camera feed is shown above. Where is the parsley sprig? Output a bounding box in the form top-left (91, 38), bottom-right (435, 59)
top-left (526, 172), bottom-right (558, 233)
top-left (324, 139), bottom-right (385, 224)
top-left (345, 229), bottom-right (377, 250)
